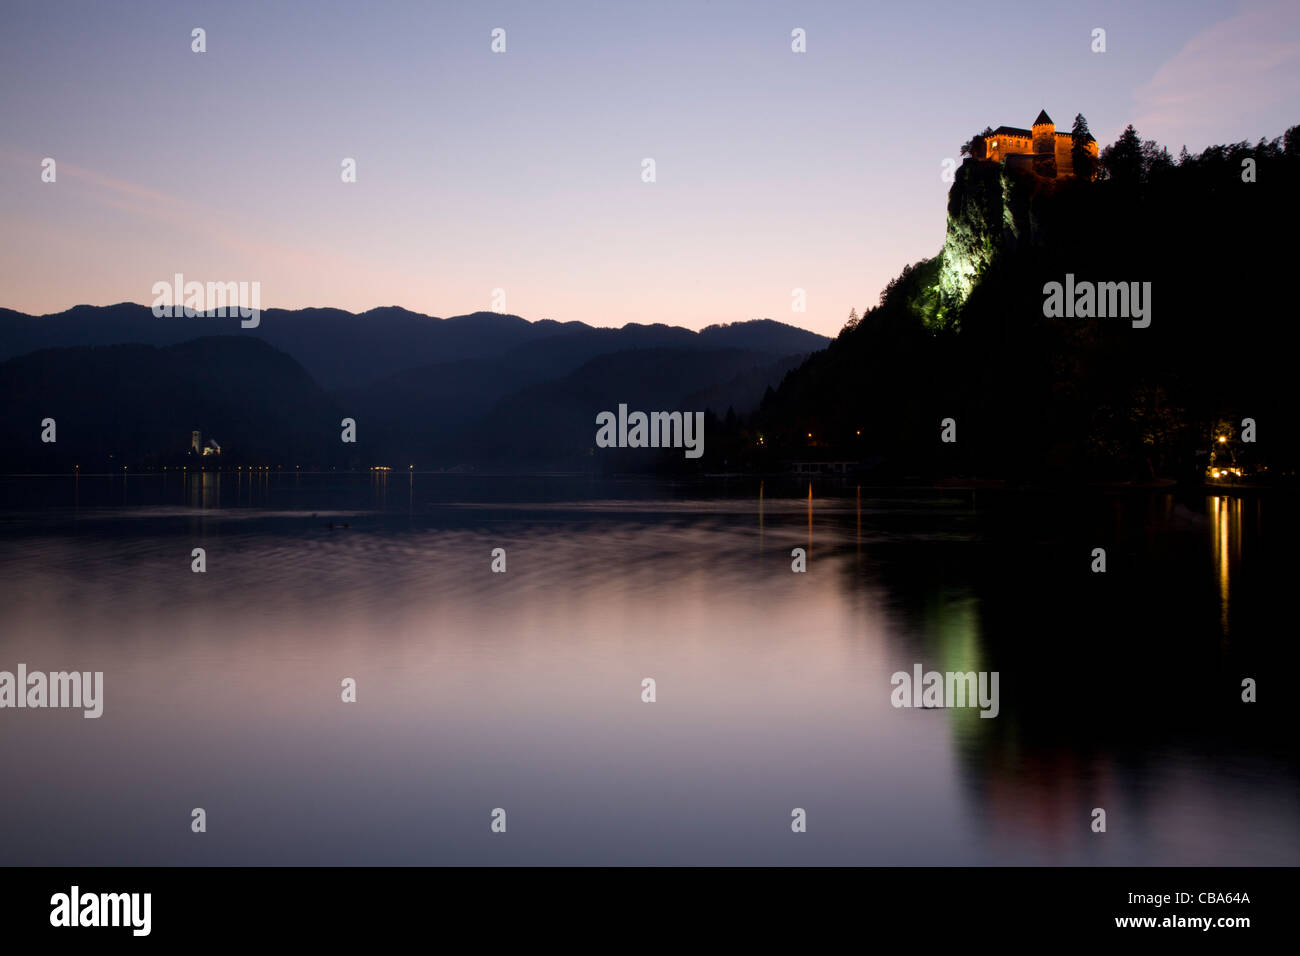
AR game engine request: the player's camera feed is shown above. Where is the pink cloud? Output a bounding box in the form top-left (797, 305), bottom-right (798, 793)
top-left (1133, 0), bottom-right (1300, 148)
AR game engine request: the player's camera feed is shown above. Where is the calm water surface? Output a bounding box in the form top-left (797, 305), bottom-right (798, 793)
top-left (0, 473), bottom-right (1295, 864)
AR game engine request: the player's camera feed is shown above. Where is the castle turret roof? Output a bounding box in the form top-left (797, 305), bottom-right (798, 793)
top-left (1033, 109), bottom-right (1053, 127)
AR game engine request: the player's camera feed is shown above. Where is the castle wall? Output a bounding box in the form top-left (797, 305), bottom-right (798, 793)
top-left (1004, 153), bottom-right (1034, 174)
top-left (1032, 124), bottom-right (1055, 156)
top-left (984, 116), bottom-right (1099, 179)
top-left (987, 134), bottom-right (1031, 163)
top-left (1055, 137), bottom-right (1073, 175)
top-left (1054, 134), bottom-right (1099, 178)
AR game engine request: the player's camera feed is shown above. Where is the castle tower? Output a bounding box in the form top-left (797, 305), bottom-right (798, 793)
top-left (1031, 109), bottom-right (1057, 177)
top-left (1031, 109), bottom-right (1055, 152)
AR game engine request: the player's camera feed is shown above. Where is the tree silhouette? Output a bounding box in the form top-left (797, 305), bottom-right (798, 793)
top-left (961, 127), bottom-right (995, 160)
top-left (1070, 113), bottom-right (1096, 180)
top-left (1284, 124), bottom-right (1300, 159)
top-left (1141, 139), bottom-right (1175, 180)
top-left (1101, 124), bottom-right (1143, 184)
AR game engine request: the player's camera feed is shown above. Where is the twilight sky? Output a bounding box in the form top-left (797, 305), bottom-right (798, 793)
top-left (2, 0), bottom-right (1298, 337)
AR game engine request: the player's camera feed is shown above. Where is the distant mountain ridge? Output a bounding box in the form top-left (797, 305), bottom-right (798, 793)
top-left (0, 304), bottom-right (827, 391)
top-left (0, 307), bottom-right (828, 472)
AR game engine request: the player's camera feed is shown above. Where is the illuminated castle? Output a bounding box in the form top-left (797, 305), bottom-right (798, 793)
top-left (984, 110), bottom-right (1097, 179)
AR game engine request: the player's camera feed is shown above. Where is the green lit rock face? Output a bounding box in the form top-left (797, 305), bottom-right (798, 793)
top-left (936, 226), bottom-right (985, 315)
top-left (888, 159), bottom-right (1043, 333)
top-left (934, 161), bottom-right (1008, 326)
top-left (927, 160), bottom-right (1045, 331)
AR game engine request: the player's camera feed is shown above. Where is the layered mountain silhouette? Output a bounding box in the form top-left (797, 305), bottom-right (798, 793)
top-left (0, 307), bottom-right (826, 471)
top-left (461, 348), bottom-right (801, 467)
top-left (8, 122), bottom-right (1296, 482)
top-left (0, 337), bottom-right (341, 468)
top-left (0, 305), bottom-right (824, 391)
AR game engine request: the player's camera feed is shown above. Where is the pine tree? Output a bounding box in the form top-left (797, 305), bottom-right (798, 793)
top-left (1070, 114), bottom-right (1096, 180)
top-left (1284, 124), bottom-right (1300, 159)
top-left (1141, 139), bottom-right (1174, 179)
top-left (1101, 124), bottom-right (1143, 184)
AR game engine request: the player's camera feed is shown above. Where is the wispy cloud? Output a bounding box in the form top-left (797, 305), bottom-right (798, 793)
top-left (0, 147), bottom-right (427, 307)
top-left (1134, 0), bottom-right (1300, 148)
top-left (1, 147), bottom-right (319, 266)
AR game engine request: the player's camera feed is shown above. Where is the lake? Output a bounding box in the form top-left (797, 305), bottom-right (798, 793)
top-left (0, 473), bottom-right (1295, 864)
